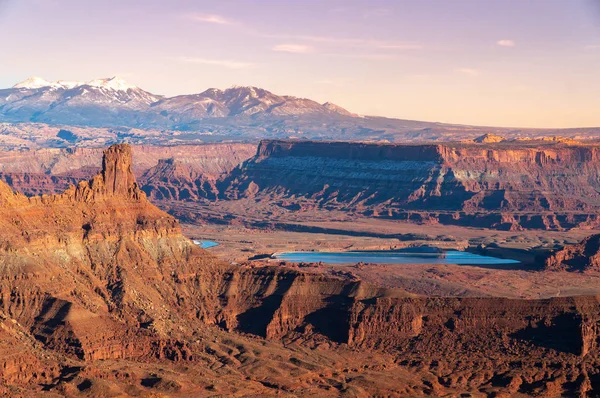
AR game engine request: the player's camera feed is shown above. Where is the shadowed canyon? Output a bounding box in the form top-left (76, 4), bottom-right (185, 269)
top-left (2, 142), bottom-right (600, 396)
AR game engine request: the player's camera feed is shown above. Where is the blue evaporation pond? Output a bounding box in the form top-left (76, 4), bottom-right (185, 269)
top-left (193, 240), bottom-right (219, 249)
top-left (273, 250), bottom-right (519, 265)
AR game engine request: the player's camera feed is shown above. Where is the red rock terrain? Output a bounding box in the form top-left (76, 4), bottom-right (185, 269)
top-left (208, 139), bottom-right (600, 230)
top-left (544, 234), bottom-right (600, 271)
top-left (0, 143), bottom-right (256, 198)
top-left (7, 139), bottom-right (600, 231)
top-left (5, 144), bottom-right (600, 396)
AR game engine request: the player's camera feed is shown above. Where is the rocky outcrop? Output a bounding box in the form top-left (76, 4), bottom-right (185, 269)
top-left (139, 158), bottom-right (218, 200)
top-left (0, 172), bottom-right (78, 195)
top-left (0, 144), bottom-right (229, 387)
top-left (0, 143), bottom-right (255, 176)
top-left (73, 143), bottom-right (144, 200)
top-left (214, 267), bottom-right (600, 357)
top-left (137, 143), bottom-right (255, 201)
top-left (544, 234), bottom-right (600, 271)
top-left (473, 133), bottom-right (506, 143)
top-left (212, 139), bottom-right (600, 230)
top-left (0, 143), bottom-right (256, 198)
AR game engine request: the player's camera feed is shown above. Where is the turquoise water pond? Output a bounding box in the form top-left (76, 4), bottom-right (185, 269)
top-left (272, 250), bottom-right (519, 265)
top-left (193, 240), bottom-right (219, 249)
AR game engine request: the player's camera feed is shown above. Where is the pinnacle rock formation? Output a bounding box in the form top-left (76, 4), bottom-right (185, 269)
top-left (0, 143), bottom-right (228, 388)
top-left (69, 143), bottom-right (145, 202)
top-left (83, 143), bottom-right (143, 200)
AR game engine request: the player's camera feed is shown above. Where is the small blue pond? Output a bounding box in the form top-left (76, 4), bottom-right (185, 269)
top-left (272, 250), bottom-right (519, 265)
top-left (193, 240), bottom-right (219, 249)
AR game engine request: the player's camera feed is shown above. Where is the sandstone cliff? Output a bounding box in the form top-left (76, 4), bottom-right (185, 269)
top-left (5, 144), bottom-right (600, 396)
top-left (0, 144), bottom-right (229, 391)
top-left (0, 143), bottom-right (256, 198)
top-left (544, 234), bottom-right (600, 271)
top-left (139, 158), bottom-right (219, 201)
top-left (214, 139), bottom-right (600, 230)
top-left (0, 172), bottom-right (78, 195)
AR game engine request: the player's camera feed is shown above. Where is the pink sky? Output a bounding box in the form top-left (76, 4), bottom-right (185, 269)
top-left (0, 0), bottom-right (599, 128)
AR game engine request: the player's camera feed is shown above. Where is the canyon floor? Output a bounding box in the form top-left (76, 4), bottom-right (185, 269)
top-left (178, 204), bottom-right (600, 299)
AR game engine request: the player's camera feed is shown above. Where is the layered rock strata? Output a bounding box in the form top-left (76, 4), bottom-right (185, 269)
top-left (213, 139), bottom-right (600, 230)
top-left (4, 144), bottom-right (600, 395)
top-left (0, 143), bottom-right (256, 198)
top-left (544, 234), bottom-right (600, 271)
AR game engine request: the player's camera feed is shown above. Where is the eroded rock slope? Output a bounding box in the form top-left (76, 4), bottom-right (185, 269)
top-left (214, 139), bottom-right (600, 230)
top-left (0, 143), bottom-right (256, 198)
top-left (4, 144), bottom-right (600, 395)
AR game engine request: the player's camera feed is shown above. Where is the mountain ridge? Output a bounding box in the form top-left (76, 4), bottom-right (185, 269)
top-left (3, 77), bottom-right (600, 144)
top-left (3, 77), bottom-right (353, 120)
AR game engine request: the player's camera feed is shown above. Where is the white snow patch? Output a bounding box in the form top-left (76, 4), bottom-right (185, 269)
top-left (12, 76), bottom-right (137, 91)
top-left (86, 76), bottom-right (137, 91)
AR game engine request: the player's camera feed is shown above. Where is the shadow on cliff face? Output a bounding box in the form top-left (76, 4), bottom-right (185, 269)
top-left (32, 297), bottom-right (85, 360)
top-left (234, 276), bottom-right (354, 343)
top-left (510, 313), bottom-right (584, 355)
top-left (235, 296), bottom-right (353, 343)
top-left (236, 295), bottom-right (285, 337)
top-left (303, 300), bottom-right (352, 344)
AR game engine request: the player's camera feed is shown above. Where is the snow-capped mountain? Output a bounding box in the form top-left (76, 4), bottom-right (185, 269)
top-left (0, 77), bottom-right (355, 128)
top-left (7, 76), bottom-right (161, 107)
top-left (13, 77), bottom-right (80, 90)
top-left (12, 76), bottom-right (138, 91)
top-left (151, 85), bottom-right (358, 118)
top-left (1, 77), bottom-right (162, 126)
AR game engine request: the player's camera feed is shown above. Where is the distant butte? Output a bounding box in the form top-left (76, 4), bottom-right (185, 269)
top-left (196, 139), bottom-right (600, 230)
top-left (473, 133), bottom-right (505, 143)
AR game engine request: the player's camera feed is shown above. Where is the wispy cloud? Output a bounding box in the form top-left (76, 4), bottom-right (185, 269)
top-left (276, 35), bottom-right (422, 50)
top-left (177, 57), bottom-right (255, 69)
top-left (585, 44), bottom-right (600, 50)
top-left (375, 43), bottom-right (423, 50)
top-left (456, 68), bottom-right (480, 76)
top-left (186, 13), bottom-right (421, 52)
top-left (323, 53), bottom-right (400, 60)
top-left (497, 39), bottom-right (516, 47)
top-left (272, 44), bottom-right (314, 54)
top-left (188, 13), bottom-right (235, 25)
top-left (254, 31), bottom-right (421, 51)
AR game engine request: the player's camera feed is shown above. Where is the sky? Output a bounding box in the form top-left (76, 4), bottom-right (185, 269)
top-left (0, 0), bottom-right (599, 128)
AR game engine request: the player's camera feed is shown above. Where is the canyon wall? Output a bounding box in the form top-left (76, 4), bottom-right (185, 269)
top-left (0, 143), bottom-right (256, 198)
top-left (0, 144), bottom-right (226, 380)
top-left (215, 266), bottom-right (599, 358)
top-left (4, 144), bottom-right (600, 395)
top-left (215, 139), bottom-right (600, 230)
top-left (6, 139), bottom-right (600, 231)
top-left (544, 234), bottom-right (600, 271)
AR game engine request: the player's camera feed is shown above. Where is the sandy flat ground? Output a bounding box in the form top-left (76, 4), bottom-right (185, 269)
top-left (181, 215), bottom-right (600, 299)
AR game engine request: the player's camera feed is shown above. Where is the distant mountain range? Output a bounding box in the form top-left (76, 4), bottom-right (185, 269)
top-left (1, 76), bottom-right (600, 143)
top-left (0, 77), bottom-right (357, 129)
